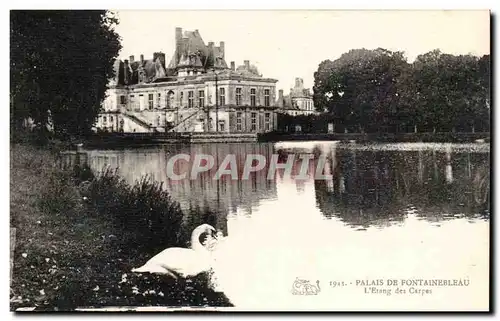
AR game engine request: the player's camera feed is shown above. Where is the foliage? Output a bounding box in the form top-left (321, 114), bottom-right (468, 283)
top-left (11, 145), bottom-right (231, 310)
top-left (10, 10), bottom-right (122, 140)
top-left (79, 168), bottom-right (185, 255)
top-left (313, 48), bottom-right (490, 133)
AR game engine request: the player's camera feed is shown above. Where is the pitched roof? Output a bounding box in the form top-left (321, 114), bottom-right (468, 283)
top-left (236, 64), bottom-right (261, 77)
top-left (109, 28), bottom-right (274, 86)
top-left (167, 29), bottom-right (228, 71)
top-left (276, 94), bottom-right (301, 110)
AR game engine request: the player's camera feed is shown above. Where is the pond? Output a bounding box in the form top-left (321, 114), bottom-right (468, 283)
top-left (79, 141), bottom-right (490, 311)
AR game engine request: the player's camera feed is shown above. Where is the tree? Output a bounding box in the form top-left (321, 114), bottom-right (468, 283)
top-left (412, 50), bottom-right (489, 132)
top-left (313, 48), bottom-right (410, 133)
top-left (477, 54), bottom-right (491, 131)
top-left (313, 48), bottom-right (490, 134)
top-left (10, 10), bottom-right (122, 140)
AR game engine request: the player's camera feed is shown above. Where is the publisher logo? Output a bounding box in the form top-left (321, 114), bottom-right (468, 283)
top-left (291, 278), bottom-right (321, 295)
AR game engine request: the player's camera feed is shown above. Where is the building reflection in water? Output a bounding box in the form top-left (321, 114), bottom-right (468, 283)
top-left (80, 141), bottom-right (489, 235)
top-left (64, 141), bottom-right (490, 309)
top-left (84, 143), bottom-right (278, 235)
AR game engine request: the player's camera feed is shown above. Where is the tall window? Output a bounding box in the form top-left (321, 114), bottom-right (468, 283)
top-left (166, 91), bottom-right (174, 108)
top-left (219, 88), bottom-right (225, 106)
top-left (157, 93), bottom-right (161, 108)
top-left (264, 89), bottom-right (270, 107)
top-left (236, 112), bottom-right (242, 131)
top-left (250, 88), bottom-right (256, 107)
top-left (120, 95), bottom-right (126, 105)
top-left (265, 113), bottom-right (271, 131)
top-left (188, 91), bottom-right (194, 108)
top-left (251, 112), bottom-right (257, 131)
top-left (236, 88), bottom-right (242, 106)
top-left (199, 90), bottom-right (205, 108)
top-left (148, 93), bottom-right (154, 110)
top-left (129, 95), bottom-right (135, 109)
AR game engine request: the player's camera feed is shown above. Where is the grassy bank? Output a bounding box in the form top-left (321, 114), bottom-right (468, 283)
top-left (10, 143), bottom-right (231, 311)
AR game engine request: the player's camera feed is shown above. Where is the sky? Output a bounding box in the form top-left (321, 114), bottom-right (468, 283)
top-left (114, 10), bottom-right (490, 92)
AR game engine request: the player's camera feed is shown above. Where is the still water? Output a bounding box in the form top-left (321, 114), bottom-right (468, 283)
top-left (81, 141), bottom-right (490, 311)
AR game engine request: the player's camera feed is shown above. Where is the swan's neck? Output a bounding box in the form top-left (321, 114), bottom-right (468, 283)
top-left (191, 229), bottom-right (209, 253)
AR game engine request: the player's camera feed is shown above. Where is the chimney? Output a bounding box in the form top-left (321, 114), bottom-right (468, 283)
top-left (278, 90), bottom-right (284, 107)
top-left (244, 60), bottom-right (250, 69)
top-left (123, 59), bottom-right (129, 85)
top-left (230, 61), bottom-right (235, 71)
top-left (129, 55), bottom-right (135, 63)
top-left (154, 52), bottom-right (166, 66)
top-left (208, 41), bottom-right (214, 48)
top-left (175, 27), bottom-right (182, 42)
top-left (219, 41), bottom-right (225, 58)
top-left (140, 54), bottom-right (144, 64)
top-left (295, 78), bottom-right (303, 88)
top-left (175, 27), bottom-right (182, 61)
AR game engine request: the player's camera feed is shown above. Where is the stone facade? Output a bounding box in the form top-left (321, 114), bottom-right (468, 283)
top-left (95, 28), bottom-right (279, 134)
top-left (276, 78), bottom-right (317, 116)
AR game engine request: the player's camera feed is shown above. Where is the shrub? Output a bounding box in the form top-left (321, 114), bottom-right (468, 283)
top-left (37, 169), bottom-right (81, 216)
top-left (82, 169), bottom-right (185, 255)
top-left (12, 145), bottom-right (232, 309)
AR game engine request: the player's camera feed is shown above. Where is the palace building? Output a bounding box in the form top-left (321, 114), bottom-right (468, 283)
top-left (276, 78), bottom-right (317, 116)
top-left (95, 27), bottom-right (279, 133)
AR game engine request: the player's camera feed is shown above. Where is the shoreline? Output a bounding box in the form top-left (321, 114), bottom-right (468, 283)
top-left (258, 132), bottom-right (490, 143)
top-left (81, 132), bottom-right (490, 149)
top-left (10, 144), bottom-right (233, 310)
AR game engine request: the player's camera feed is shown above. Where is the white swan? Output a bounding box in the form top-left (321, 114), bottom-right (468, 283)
top-left (131, 224), bottom-right (216, 278)
top-left (203, 230), bottom-right (225, 251)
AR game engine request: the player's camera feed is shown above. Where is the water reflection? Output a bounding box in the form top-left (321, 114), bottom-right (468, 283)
top-left (65, 141), bottom-right (490, 310)
top-left (77, 141), bottom-right (490, 231)
top-left (312, 144), bottom-right (489, 228)
top-left (83, 143), bottom-right (278, 234)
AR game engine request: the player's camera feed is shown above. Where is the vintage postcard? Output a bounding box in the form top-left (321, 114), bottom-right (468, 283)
top-left (10, 10), bottom-right (490, 312)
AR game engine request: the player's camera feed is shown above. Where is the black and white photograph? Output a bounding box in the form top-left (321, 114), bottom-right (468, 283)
top-left (9, 9), bottom-right (491, 312)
